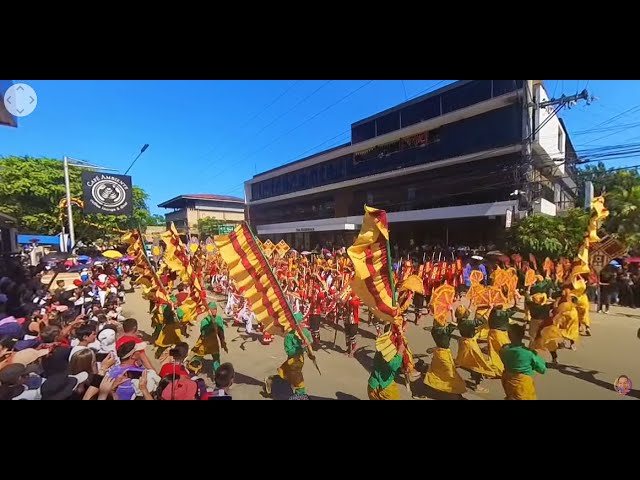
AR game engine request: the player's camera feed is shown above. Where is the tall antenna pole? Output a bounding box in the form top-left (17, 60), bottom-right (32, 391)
top-left (63, 156), bottom-right (75, 252)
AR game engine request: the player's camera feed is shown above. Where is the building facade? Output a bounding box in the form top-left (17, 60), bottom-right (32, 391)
top-left (158, 194), bottom-right (245, 236)
top-left (245, 80), bottom-right (578, 250)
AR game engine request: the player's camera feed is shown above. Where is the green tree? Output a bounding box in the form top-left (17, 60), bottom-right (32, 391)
top-left (0, 156), bottom-right (154, 240)
top-left (148, 214), bottom-right (166, 227)
top-left (507, 208), bottom-right (589, 259)
top-left (197, 217), bottom-right (225, 237)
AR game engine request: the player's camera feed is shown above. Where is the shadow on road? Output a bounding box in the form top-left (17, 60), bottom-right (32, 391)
top-left (548, 363), bottom-right (640, 399)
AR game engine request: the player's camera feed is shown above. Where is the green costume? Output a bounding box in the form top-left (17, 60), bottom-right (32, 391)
top-left (488, 308), bottom-right (516, 331)
top-left (500, 343), bottom-right (547, 377)
top-left (276, 312), bottom-right (312, 395)
top-left (191, 301), bottom-right (225, 372)
top-left (368, 352), bottom-right (403, 391)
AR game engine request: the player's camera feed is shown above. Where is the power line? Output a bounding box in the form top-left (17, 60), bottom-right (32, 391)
top-left (192, 80), bottom-right (303, 164)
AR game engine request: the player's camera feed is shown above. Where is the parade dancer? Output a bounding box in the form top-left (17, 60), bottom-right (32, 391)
top-left (424, 308), bottom-right (467, 395)
top-left (500, 323), bottom-right (547, 400)
top-left (525, 292), bottom-right (555, 349)
top-left (343, 291), bottom-right (361, 356)
top-left (308, 274), bottom-right (327, 349)
top-left (454, 305), bottom-right (495, 393)
top-left (487, 300), bottom-right (520, 377)
top-left (531, 290), bottom-right (579, 363)
top-left (190, 301), bottom-right (227, 374)
top-left (367, 324), bottom-right (406, 400)
top-left (264, 312), bottom-right (314, 397)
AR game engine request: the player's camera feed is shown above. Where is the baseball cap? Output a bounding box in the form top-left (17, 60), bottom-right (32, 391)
top-left (161, 378), bottom-right (198, 400)
top-left (117, 340), bottom-right (147, 360)
top-left (98, 328), bottom-right (116, 350)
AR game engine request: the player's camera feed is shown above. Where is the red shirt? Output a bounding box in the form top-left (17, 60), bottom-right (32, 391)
top-left (348, 297), bottom-right (361, 324)
top-left (159, 362), bottom-right (190, 378)
top-left (116, 334), bottom-right (143, 350)
top-left (311, 291), bottom-right (325, 315)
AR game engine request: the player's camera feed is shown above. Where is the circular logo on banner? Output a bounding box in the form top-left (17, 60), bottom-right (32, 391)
top-left (91, 178), bottom-right (127, 211)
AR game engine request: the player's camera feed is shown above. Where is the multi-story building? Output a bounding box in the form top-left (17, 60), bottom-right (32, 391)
top-left (158, 194), bottom-right (245, 236)
top-left (245, 80), bottom-right (578, 250)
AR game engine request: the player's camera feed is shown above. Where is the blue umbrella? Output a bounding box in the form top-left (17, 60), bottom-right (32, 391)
top-left (77, 255), bottom-right (91, 263)
top-left (610, 260), bottom-right (621, 267)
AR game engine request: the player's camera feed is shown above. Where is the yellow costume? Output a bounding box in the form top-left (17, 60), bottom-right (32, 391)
top-left (367, 382), bottom-right (401, 400)
top-left (278, 355), bottom-right (305, 392)
top-left (502, 371), bottom-right (537, 400)
top-left (455, 306), bottom-right (496, 377)
top-left (556, 300), bottom-right (580, 342)
top-left (456, 338), bottom-right (496, 377)
top-left (473, 305), bottom-right (491, 340)
top-left (487, 329), bottom-right (510, 376)
top-left (425, 348), bottom-right (467, 394)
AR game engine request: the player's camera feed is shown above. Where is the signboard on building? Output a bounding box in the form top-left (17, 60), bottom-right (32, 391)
top-left (505, 208), bottom-right (513, 228)
top-left (218, 224), bottom-right (235, 235)
top-left (82, 172), bottom-right (133, 215)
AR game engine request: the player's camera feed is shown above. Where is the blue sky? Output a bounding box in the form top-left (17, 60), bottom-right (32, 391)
top-left (1, 80), bottom-right (639, 214)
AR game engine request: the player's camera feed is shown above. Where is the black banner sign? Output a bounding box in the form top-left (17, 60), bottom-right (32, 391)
top-left (82, 172), bottom-right (133, 215)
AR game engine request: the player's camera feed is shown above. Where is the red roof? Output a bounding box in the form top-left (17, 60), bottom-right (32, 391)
top-left (158, 194), bottom-right (244, 209)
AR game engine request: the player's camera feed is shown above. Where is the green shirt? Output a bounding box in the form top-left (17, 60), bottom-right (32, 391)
top-left (488, 308), bottom-right (516, 331)
top-left (499, 343), bottom-right (547, 377)
top-left (458, 318), bottom-right (484, 338)
top-left (431, 324), bottom-right (457, 349)
top-left (201, 315), bottom-right (225, 336)
top-left (368, 352), bottom-right (403, 390)
top-left (530, 279), bottom-right (553, 295)
top-left (284, 328), bottom-right (312, 357)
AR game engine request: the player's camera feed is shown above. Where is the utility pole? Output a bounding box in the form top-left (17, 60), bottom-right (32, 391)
top-left (519, 82), bottom-right (591, 216)
top-left (63, 156), bottom-right (75, 252)
top-left (62, 156), bottom-right (119, 254)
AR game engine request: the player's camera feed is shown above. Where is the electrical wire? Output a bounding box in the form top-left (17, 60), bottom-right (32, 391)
top-left (193, 80), bottom-right (303, 164)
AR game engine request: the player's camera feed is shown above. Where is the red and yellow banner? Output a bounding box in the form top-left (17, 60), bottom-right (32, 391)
top-left (214, 223), bottom-right (298, 334)
top-left (347, 205), bottom-right (397, 322)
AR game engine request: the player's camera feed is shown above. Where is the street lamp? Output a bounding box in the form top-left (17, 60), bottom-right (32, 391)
top-left (124, 144), bottom-right (150, 175)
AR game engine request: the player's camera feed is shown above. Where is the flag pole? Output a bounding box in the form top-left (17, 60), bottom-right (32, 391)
top-left (386, 236), bottom-right (397, 307)
top-left (244, 223), bottom-right (321, 375)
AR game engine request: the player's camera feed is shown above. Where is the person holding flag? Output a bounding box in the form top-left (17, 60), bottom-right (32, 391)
top-left (189, 301), bottom-right (227, 374)
top-left (263, 312), bottom-right (314, 397)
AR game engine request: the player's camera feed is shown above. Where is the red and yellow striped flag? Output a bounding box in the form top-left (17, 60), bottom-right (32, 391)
top-left (214, 223), bottom-right (298, 334)
top-left (348, 205), bottom-right (397, 322)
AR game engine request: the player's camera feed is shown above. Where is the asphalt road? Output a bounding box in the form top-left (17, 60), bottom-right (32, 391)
top-left (122, 288), bottom-right (640, 400)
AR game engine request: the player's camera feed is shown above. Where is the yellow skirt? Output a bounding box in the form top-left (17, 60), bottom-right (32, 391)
top-left (367, 382), bottom-right (401, 400)
top-left (576, 294), bottom-right (590, 327)
top-left (474, 322), bottom-right (490, 340)
top-left (191, 333), bottom-right (219, 357)
top-left (424, 348), bottom-right (466, 394)
top-left (487, 329), bottom-right (510, 377)
top-left (528, 318), bottom-right (543, 349)
top-left (501, 371), bottom-right (537, 400)
top-left (155, 323), bottom-right (184, 348)
top-left (455, 338), bottom-right (496, 377)
top-left (559, 311), bottom-right (580, 342)
top-left (278, 355), bottom-right (305, 392)
top-left (531, 325), bottom-right (562, 352)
